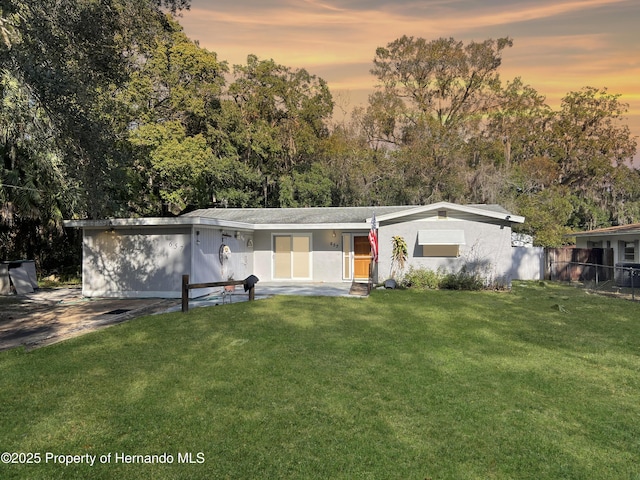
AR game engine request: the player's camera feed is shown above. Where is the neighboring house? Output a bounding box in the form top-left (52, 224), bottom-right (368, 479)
top-left (64, 201), bottom-right (524, 298)
top-left (573, 223), bottom-right (640, 264)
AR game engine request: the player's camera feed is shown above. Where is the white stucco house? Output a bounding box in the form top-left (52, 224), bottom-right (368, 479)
top-left (63, 202), bottom-right (524, 298)
top-left (572, 223), bottom-right (640, 264)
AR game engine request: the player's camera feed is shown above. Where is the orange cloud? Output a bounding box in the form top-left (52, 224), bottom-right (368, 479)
top-left (180, 0), bottom-right (640, 153)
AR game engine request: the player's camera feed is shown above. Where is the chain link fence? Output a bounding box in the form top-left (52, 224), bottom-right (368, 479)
top-left (549, 261), bottom-right (640, 301)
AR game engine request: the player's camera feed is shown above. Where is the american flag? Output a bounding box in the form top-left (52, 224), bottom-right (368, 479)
top-left (368, 212), bottom-right (378, 263)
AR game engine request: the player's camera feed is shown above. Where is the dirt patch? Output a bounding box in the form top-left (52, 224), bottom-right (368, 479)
top-left (0, 288), bottom-right (178, 351)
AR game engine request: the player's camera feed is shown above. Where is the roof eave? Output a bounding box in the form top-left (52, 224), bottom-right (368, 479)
top-left (369, 201), bottom-right (525, 224)
top-left (251, 222), bottom-right (369, 231)
top-left (572, 229), bottom-right (640, 238)
top-left (63, 217), bottom-right (255, 230)
top-left (62, 218), bottom-right (371, 231)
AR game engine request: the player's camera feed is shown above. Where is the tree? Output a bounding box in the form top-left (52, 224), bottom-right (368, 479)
top-left (361, 35), bottom-right (640, 241)
top-left (1, 0), bottom-right (192, 218)
top-left (549, 87), bottom-right (636, 189)
top-left (515, 187), bottom-right (574, 247)
top-left (277, 163), bottom-right (333, 207)
top-left (224, 55), bottom-right (334, 206)
top-left (123, 16), bottom-right (227, 133)
top-left (356, 36), bottom-right (514, 205)
top-left (545, 87), bottom-right (638, 229)
top-left (608, 165), bottom-right (640, 225)
top-left (130, 122), bottom-right (211, 214)
top-left (0, 0), bottom-right (192, 273)
top-left (370, 35), bottom-right (512, 134)
top-left (0, 70), bottom-right (81, 270)
top-left (484, 77), bottom-right (551, 168)
top-left (122, 17), bottom-right (257, 214)
top-left (320, 122), bottom-right (381, 206)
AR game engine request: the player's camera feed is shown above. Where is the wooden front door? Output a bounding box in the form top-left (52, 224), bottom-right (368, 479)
top-left (353, 235), bottom-right (371, 280)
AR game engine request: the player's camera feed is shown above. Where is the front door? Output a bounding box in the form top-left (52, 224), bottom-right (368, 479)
top-left (353, 235), bottom-right (371, 280)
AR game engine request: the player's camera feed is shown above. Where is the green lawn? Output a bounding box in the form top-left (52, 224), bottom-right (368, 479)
top-left (1, 282), bottom-right (639, 479)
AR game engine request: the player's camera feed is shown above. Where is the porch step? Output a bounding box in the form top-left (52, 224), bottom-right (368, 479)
top-left (349, 282), bottom-right (370, 296)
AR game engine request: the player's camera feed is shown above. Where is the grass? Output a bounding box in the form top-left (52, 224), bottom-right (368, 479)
top-left (37, 277), bottom-right (82, 289)
top-left (0, 281), bottom-right (639, 479)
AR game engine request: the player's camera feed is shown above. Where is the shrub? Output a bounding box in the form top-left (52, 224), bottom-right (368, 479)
top-left (390, 236), bottom-right (408, 279)
top-left (400, 266), bottom-right (443, 290)
top-left (439, 267), bottom-right (484, 291)
top-left (400, 266), bottom-right (486, 291)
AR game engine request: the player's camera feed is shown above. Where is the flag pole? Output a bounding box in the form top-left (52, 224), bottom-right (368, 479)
top-left (368, 212), bottom-right (378, 288)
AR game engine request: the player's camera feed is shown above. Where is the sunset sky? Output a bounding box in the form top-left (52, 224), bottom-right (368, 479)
top-left (179, 0), bottom-right (640, 156)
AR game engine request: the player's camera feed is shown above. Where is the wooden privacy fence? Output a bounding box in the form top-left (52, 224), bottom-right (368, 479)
top-left (546, 247), bottom-right (614, 282)
top-left (181, 274), bottom-right (258, 313)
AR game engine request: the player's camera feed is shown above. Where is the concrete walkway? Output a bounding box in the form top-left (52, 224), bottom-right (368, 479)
top-left (256, 281), bottom-right (356, 297)
top-left (162, 282), bottom-right (365, 313)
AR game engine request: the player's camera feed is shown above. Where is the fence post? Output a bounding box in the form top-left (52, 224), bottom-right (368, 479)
top-left (182, 274), bottom-right (190, 313)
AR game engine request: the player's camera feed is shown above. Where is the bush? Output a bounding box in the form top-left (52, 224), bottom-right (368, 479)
top-left (400, 266), bottom-right (485, 291)
top-left (439, 267), bottom-right (485, 291)
top-left (400, 266), bottom-right (443, 290)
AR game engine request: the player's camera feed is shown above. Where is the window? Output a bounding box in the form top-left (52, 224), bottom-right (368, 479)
top-left (437, 210), bottom-right (448, 220)
top-left (342, 233), bottom-right (351, 280)
top-left (422, 245), bottom-right (460, 257)
top-left (418, 230), bottom-right (465, 257)
top-left (273, 234), bottom-right (312, 279)
top-left (622, 241), bottom-right (636, 262)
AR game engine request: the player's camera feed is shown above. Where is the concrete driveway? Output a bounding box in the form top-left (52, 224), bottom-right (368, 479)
top-left (0, 288), bottom-right (177, 351)
top-left (0, 282), bottom-right (368, 351)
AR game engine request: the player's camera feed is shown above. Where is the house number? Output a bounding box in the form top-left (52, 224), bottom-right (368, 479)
top-left (168, 241), bottom-right (184, 250)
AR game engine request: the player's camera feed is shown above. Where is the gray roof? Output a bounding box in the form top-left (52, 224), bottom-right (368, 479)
top-left (183, 203), bottom-right (519, 225)
top-left (64, 202), bottom-right (522, 229)
top-left (572, 223), bottom-right (640, 237)
top-left (182, 206), bottom-right (408, 224)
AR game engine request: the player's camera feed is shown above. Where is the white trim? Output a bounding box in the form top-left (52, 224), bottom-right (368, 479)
top-left (342, 233), bottom-right (352, 281)
top-left (340, 232), bottom-right (372, 281)
top-left (66, 217), bottom-right (371, 232)
top-left (619, 240), bottom-right (638, 263)
top-left (369, 201), bottom-right (525, 224)
top-left (65, 217), bottom-right (255, 230)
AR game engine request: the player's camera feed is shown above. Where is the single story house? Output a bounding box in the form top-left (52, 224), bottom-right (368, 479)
top-left (64, 202), bottom-right (524, 298)
top-left (573, 223), bottom-right (640, 264)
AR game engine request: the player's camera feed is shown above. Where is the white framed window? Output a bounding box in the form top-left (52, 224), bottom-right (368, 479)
top-left (418, 230), bottom-right (465, 257)
top-left (342, 233), bottom-right (351, 280)
top-left (620, 241), bottom-right (636, 262)
top-left (273, 234), bottom-right (312, 279)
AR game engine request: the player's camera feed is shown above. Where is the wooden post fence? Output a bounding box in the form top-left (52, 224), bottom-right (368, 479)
top-left (181, 274), bottom-right (257, 313)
